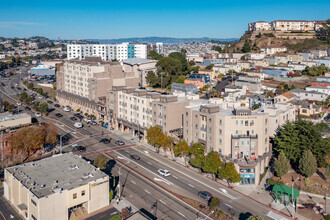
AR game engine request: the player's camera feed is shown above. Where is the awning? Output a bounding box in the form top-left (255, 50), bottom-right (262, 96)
top-left (18, 203), bottom-right (28, 211)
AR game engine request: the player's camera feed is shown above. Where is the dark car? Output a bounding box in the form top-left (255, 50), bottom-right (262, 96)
top-left (25, 106), bottom-right (31, 111)
top-left (74, 113), bottom-right (83, 119)
top-left (70, 117), bottom-right (77, 121)
top-left (72, 146), bottom-right (86, 152)
top-left (198, 191), bottom-right (212, 201)
top-left (115, 140), bottom-right (125, 146)
top-left (55, 113), bottom-right (63, 117)
top-left (22, 88), bottom-right (27, 91)
top-left (47, 100), bottom-right (53, 104)
top-left (130, 154), bottom-right (140, 160)
top-left (54, 104), bottom-right (60, 107)
top-left (100, 138), bottom-right (110, 144)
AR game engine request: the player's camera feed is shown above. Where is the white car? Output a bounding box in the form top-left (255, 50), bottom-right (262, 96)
top-left (74, 122), bottom-right (83, 128)
top-left (38, 96), bottom-right (43, 99)
top-left (158, 169), bottom-right (170, 177)
top-left (83, 118), bottom-right (91, 123)
top-left (35, 112), bottom-right (42, 117)
top-left (16, 102), bottom-right (21, 106)
top-left (63, 107), bottom-right (71, 112)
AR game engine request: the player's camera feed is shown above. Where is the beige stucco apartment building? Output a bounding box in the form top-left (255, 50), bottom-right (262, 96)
top-left (0, 113), bottom-right (31, 131)
top-left (3, 153), bottom-right (109, 220)
top-left (56, 57), bottom-right (139, 121)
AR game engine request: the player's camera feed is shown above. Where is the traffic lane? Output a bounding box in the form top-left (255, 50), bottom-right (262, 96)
top-left (0, 188), bottom-right (21, 220)
top-left (112, 148), bottom-right (243, 218)
top-left (112, 163), bottom-right (201, 220)
top-left (84, 207), bottom-right (118, 220)
top-left (124, 146), bottom-right (274, 219)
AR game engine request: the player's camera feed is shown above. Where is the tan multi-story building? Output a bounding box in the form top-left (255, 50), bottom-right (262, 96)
top-left (107, 86), bottom-right (161, 138)
top-left (3, 153), bottom-right (109, 220)
top-left (183, 103), bottom-right (295, 185)
top-left (248, 21), bottom-right (272, 31)
top-left (260, 46), bottom-right (287, 55)
top-left (272, 20), bottom-right (315, 32)
top-left (122, 58), bottom-right (157, 87)
top-left (56, 57), bottom-right (139, 121)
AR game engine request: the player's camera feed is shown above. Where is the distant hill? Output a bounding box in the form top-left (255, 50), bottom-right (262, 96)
top-left (84, 37), bottom-right (238, 44)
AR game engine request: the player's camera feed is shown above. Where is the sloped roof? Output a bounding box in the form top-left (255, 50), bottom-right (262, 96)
top-left (281, 91), bottom-right (296, 99)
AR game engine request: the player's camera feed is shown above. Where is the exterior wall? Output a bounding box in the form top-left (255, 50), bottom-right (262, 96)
top-left (88, 178), bottom-right (109, 213)
top-left (39, 192), bottom-right (67, 220)
top-left (0, 114), bottom-right (32, 131)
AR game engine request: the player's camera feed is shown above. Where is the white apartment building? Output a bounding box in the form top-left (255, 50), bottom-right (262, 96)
top-left (261, 46), bottom-right (287, 55)
top-left (248, 21), bottom-right (272, 31)
top-left (67, 43), bottom-right (163, 61)
top-left (248, 20), bottom-right (325, 32)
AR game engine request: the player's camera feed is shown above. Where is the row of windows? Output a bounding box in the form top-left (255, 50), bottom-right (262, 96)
top-left (73, 190), bottom-right (85, 199)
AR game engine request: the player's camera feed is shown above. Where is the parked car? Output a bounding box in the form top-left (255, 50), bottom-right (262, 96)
top-left (16, 102), bottom-right (21, 106)
top-left (100, 138), bottom-right (110, 144)
top-left (198, 191), bottom-right (212, 201)
top-left (158, 169), bottom-right (170, 177)
top-left (72, 146), bottom-right (86, 152)
top-left (90, 121), bottom-right (97, 125)
top-left (130, 154), bottom-right (140, 160)
top-left (74, 122), bottom-right (83, 128)
top-left (38, 96), bottom-right (43, 99)
top-left (55, 113), bottom-right (63, 117)
top-left (63, 107), bottom-right (71, 112)
top-left (24, 106), bottom-right (31, 111)
top-left (115, 140), bottom-right (125, 146)
top-left (35, 112), bottom-right (42, 117)
top-left (54, 104), bottom-right (60, 108)
top-left (74, 114), bottom-right (83, 119)
top-left (83, 118), bottom-right (91, 123)
top-left (70, 117), bottom-right (77, 121)
top-left (47, 100), bottom-right (53, 104)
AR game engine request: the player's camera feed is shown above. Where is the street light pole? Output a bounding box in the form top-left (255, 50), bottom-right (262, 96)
top-left (291, 177), bottom-right (300, 217)
top-left (1, 131), bottom-right (4, 171)
top-left (201, 210), bottom-right (214, 220)
top-left (60, 135), bottom-right (63, 154)
top-left (324, 196), bottom-right (327, 215)
top-left (118, 165), bottom-right (123, 203)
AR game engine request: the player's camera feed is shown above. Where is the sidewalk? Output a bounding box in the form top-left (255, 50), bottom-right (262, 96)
top-left (111, 197), bottom-right (139, 213)
top-left (114, 130), bottom-right (328, 219)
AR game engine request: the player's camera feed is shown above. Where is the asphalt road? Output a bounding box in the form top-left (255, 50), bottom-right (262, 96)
top-left (0, 188), bottom-right (21, 220)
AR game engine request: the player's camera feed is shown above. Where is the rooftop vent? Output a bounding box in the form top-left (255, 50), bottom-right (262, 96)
top-left (82, 173), bottom-right (93, 180)
top-left (40, 184), bottom-right (46, 188)
top-left (69, 164), bottom-right (79, 171)
top-left (53, 188), bottom-right (62, 194)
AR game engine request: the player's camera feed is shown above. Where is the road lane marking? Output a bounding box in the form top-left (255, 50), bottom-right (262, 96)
top-left (188, 184), bottom-right (195, 188)
top-left (130, 180), bottom-right (136, 185)
top-left (159, 199), bottom-right (166, 205)
top-left (220, 188), bottom-right (228, 194)
top-left (133, 147), bottom-right (237, 200)
top-left (178, 212), bottom-right (186, 218)
top-left (172, 175), bottom-right (178, 179)
top-left (144, 189), bottom-right (151, 194)
top-left (154, 177), bottom-right (173, 185)
top-left (225, 203), bottom-right (233, 208)
top-left (147, 162), bottom-right (152, 165)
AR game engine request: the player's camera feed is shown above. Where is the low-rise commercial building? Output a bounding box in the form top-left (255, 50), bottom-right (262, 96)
top-left (291, 88), bottom-right (327, 102)
top-left (0, 113), bottom-right (31, 131)
top-left (3, 153), bottom-right (109, 220)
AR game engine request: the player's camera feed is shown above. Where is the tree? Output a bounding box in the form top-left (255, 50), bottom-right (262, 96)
top-left (93, 154), bottom-right (107, 170)
top-left (218, 162), bottom-right (241, 186)
top-left (206, 64), bottom-right (214, 70)
top-left (202, 151), bottom-right (222, 179)
top-left (148, 50), bottom-right (163, 60)
top-left (38, 103), bottom-right (48, 113)
top-left (169, 52), bottom-right (188, 72)
top-left (27, 82), bottom-right (34, 89)
top-left (209, 197), bottom-right (220, 210)
top-left (156, 57), bottom-right (182, 81)
top-left (161, 136), bottom-right (174, 158)
top-left (44, 123), bottom-right (58, 144)
top-left (189, 60), bottom-right (195, 66)
top-left (256, 32), bottom-right (262, 38)
top-left (274, 119), bottom-right (330, 168)
top-left (242, 39), bottom-right (251, 53)
top-left (212, 46), bottom-right (222, 53)
top-left (175, 75), bottom-right (186, 84)
top-left (146, 126), bottom-right (165, 152)
top-left (299, 150), bottom-right (317, 177)
top-left (19, 92), bottom-right (28, 101)
top-left (274, 151), bottom-right (289, 178)
top-left (189, 154), bottom-right (205, 172)
top-left (302, 64), bottom-right (329, 77)
top-left (173, 140), bottom-right (190, 164)
top-left (35, 88), bottom-right (43, 95)
top-left (145, 71), bottom-right (160, 87)
top-left (190, 142), bottom-right (204, 156)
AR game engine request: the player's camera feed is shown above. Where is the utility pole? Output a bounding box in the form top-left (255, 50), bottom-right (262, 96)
top-left (60, 135), bottom-right (62, 154)
top-left (138, 124), bottom-right (140, 142)
top-left (1, 131), bottom-right (4, 171)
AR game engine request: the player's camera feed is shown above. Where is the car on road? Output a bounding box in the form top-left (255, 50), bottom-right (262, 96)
top-left (70, 117), bottom-right (77, 121)
top-left (38, 96), bottom-right (43, 99)
top-left (55, 113), bottom-right (63, 117)
top-left (25, 106), bottom-right (31, 111)
top-left (83, 118), bottom-right (91, 123)
top-left (158, 169), bottom-right (170, 177)
top-left (35, 112), bottom-right (42, 117)
top-left (130, 154), bottom-right (140, 160)
top-left (74, 122), bottom-right (83, 128)
top-left (47, 100), bottom-right (53, 104)
top-left (115, 140), bottom-right (125, 146)
top-left (74, 113), bottom-right (83, 119)
top-left (72, 145), bottom-right (86, 152)
top-left (90, 121), bottom-right (97, 125)
top-left (100, 138), bottom-right (110, 144)
top-left (198, 191), bottom-right (212, 201)
top-left (63, 107), bottom-right (71, 112)
top-left (16, 102), bottom-right (21, 106)
top-left (54, 104), bottom-right (60, 108)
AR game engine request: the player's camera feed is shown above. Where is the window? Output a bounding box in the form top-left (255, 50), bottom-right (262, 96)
top-left (195, 132), bottom-right (198, 137)
top-left (73, 193), bottom-right (77, 199)
top-left (195, 123), bottom-right (198, 129)
top-left (219, 139), bottom-right (222, 144)
top-left (240, 120), bottom-right (243, 126)
top-left (218, 129), bottom-right (222, 135)
top-left (208, 118), bottom-right (211, 122)
top-left (250, 120), bottom-right (254, 126)
top-left (209, 136), bottom-right (211, 142)
top-left (186, 112), bottom-right (188, 116)
top-left (208, 127), bottom-right (212, 133)
top-left (31, 214), bottom-right (37, 220)
top-left (235, 120), bottom-right (238, 126)
top-left (31, 199), bottom-right (37, 207)
top-left (195, 114), bottom-right (197, 119)
top-left (245, 120), bottom-right (248, 126)
top-left (81, 190), bottom-right (85, 196)
top-left (186, 120), bottom-right (188, 126)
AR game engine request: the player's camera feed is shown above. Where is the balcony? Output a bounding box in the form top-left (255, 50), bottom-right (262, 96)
top-left (231, 134), bottom-right (258, 139)
top-left (158, 114), bottom-right (163, 119)
top-left (200, 127), bottom-right (207, 132)
top-left (122, 103), bottom-right (127, 107)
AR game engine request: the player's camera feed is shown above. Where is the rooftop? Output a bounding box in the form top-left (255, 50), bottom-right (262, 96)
top-left (0, 113), bottom-right (31, 122)
top-left (122, 58), bottom-right (156, 65)
top-left (6, 153), bottom-right (108, 199)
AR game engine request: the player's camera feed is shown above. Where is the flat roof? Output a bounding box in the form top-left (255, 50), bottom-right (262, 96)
top-left (122, 58), bottom-right (156, 65)
top-left (6, 153), bottom-right (108, 198)
top-left (0, 112), bottom-right (31, 122)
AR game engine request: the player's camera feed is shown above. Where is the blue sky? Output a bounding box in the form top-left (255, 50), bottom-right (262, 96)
top-left (0, 0), bottom-right (329, 39)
